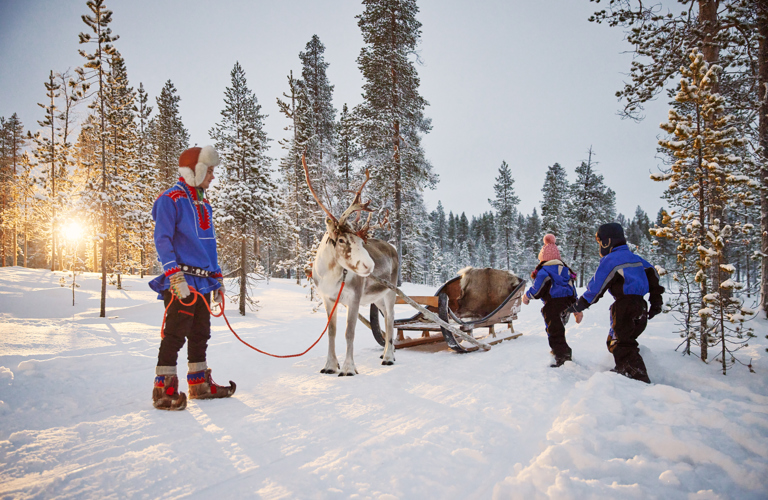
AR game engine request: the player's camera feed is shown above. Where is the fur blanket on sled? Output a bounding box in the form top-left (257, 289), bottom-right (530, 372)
top-left (456, 266), bottom-right (521, 319)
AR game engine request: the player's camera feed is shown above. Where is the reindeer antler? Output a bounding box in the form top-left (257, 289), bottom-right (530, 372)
top-left (338, 169), bottom-right (373, 227)
top-left (302, 153), bottom-right (337, 223)
top-left (355, 208), bottom-right (390, 242)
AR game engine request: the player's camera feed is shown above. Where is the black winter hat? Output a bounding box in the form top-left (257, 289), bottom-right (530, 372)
top-left (596, 222), bottom-right (626, 257)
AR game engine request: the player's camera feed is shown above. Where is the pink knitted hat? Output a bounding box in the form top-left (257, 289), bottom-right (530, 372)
top-left (538, 234), bottom-right (561, 262)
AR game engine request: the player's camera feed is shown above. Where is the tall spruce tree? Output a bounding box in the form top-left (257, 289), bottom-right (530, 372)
top-left (355, 0), bottom-right (436, 285)
top-left (30, 71), bottom-right (62, 271)
top-left (589, 0), bottom-right (768, 317)
top-left (523, 208), bottom-right (542, 271)
top-left (0, 117), bottom-right (8, 266)
top-left (337, 103), bottom-right (359, 193)
top-left (489, 160), bottom-right (519, 270)
top-left (210, 62), bottom-right (276, 315)
top-left (300, 35), bottom-right (336, 165)
top-left (565, 147), bottom-right (616, 285)
top-left (0, 115), bottom-right (26, 267)
top-left (276, 71), bottom-right (315, 283)
top-left (105, 51), bottom-right (137, 289)
top-left (152, 80), bottom-right (189, 188)
top-left (126, 83), bottom-right (156, 277)
top-left (77, 0), bottom-right (118, 317)
top-left (540, 162), bottom-right (570, 241)
top-left (651, 48), bottom-right (755, 368)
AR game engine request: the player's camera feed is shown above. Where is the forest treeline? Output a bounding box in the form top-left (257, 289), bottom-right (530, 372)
top-left (0, 0), bottom-right (766, 373)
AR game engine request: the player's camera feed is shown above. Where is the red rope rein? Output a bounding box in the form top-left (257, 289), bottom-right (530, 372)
top-left (160, 281), bottom-right (345, 359)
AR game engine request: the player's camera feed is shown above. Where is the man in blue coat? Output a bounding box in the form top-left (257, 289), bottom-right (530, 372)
top-left (150, 145), bottom-right (235, 411)
top-left (566, 223), bottom-right (664, 383)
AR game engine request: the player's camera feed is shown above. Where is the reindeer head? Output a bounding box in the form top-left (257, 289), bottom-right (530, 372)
top-left (303, 154), bottom-right (388, 277)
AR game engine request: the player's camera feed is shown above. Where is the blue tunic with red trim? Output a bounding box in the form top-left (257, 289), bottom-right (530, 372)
top-left (149, 178), bottom-right (222, 299)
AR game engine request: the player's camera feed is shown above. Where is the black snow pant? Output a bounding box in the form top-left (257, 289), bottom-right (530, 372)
top-left (157, 290), bottom-right (211, 367)
top-left (542, 296), bottom-right (576, 362)
top-left (609, 295), bottom-right (651, 383)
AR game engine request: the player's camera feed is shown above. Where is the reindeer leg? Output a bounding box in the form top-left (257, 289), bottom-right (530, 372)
top-left (339, 298), bottom-right (360, 376)
top-left (321, 296), bottom-right (340, 374)
top-left (378, 296), bottom-right (396, 365)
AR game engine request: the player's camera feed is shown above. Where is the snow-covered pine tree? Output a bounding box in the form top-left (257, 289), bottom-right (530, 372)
top-left (589, 0), bottom-right (768, 318)
top-left (626, 206), bottom-right (652, 248)
top-left (151, 80), bottom-right (189, 188)
top-left (431, 201), bottom-right (446, 252)
top-left (12, 153), bottom-right (37, 268)
top-left (77, 0), bottom-right (119, 317)
top-left (651, 207), bottom-right (701, 355)
top-left (426, 202), bottom-right (453, 282)
top-left (0, 115), bottom-right (28, 267)
top-left (488, 160), bottom-right (520, 271)
top-left (30, 71), bottom-right (62, 271)
top-left (469, 214), bottom-right (493, 269)
top-left (540, 162), bottom-right (570, 249)
top-left (522, 208), bottom-right (542, 272)
top-left (0, 117), bottom-right (8, 266)
top-left (210, 62), bottom-right (276, 315)
top-left (52, 69), bottom-right (88, 259)
top-left (336, 103), bottom-right (359, 193)
top-left (400, 189), bottom-right (430, 283)
top-left (299, 35), bottom-right (336, 166)
top-left (276, 71), bottom-right (316, 283)
top-left (125, 83), bottom-right (156, 277)
top-left (355, 0), bottom-right (436, 285)
top-left (104, 51), bottom-right (137, 289)
top-left (565, 147), bottom-right (616, 286)
top-left (481, 211), bottom-right (497, 268)
top-left (651, 48), bottom-right (755, 366)
top-left (72, 112), bottom-right (103, 272)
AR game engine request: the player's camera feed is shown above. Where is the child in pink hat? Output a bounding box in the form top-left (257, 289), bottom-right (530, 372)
top-left (522, 234), bottom-right (582, 367)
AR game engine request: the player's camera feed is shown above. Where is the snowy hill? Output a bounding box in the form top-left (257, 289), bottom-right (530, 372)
top-left (1, 267), bottom-right (767, 499)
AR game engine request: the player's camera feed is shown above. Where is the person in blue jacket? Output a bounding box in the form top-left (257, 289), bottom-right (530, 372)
top-left (149, 145), bottom-right (235, 411)
top-left (522, 234), bottom-right (583, 367)
top-left (565, 222), bottom-right (664, 383)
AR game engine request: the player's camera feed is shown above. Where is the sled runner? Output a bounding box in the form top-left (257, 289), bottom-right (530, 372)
top-left (369, 269), bottom-right (526, 353)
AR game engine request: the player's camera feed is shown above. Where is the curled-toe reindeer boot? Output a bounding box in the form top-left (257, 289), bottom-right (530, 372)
top-left (187, 365), bottom-right (236, 400)
top-left (152, 373), bottom-right (187, 411)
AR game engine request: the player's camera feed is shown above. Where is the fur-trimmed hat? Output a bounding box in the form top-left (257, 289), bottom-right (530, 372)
top-left (179, 146), bottom-right (220, 187)
top-left (538, 234), bottom-right (561, 262)
top-left (596, 222), bottom-right (626, 257)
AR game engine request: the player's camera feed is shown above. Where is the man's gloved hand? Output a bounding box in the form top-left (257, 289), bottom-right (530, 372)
top-left (606, 333), bottom-right (618, 353)
top-left (648, 304), bottom-right (662, 320)
top-left (565, 297), bottom-right (590, 315)
top-left (169, 272), bottom-right (190, 300)
top-left (522, 294), bottom-right (529, 305)
top-left (213, 278), bottom-right (225, 303)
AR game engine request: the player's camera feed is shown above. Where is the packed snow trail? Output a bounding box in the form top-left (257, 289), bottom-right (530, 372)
top-left (0, 268), bottom-right (767, 499)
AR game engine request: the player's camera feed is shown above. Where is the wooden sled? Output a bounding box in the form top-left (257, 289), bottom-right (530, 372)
top-left (369, 274), bottom-right (526, 353)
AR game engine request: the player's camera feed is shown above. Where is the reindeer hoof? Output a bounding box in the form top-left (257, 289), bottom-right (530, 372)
top-left (381, 360), bottom-right (394, 366)
top-left (320, 368), bottom-right (336, 374)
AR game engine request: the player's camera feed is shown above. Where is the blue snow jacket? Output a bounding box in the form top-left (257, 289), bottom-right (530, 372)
top-left (525, 260), bottom-right (577, 303)
top-left (571, 244), bottom-right (664, 312)
top-left (149, 178), bottom-right (222, 299)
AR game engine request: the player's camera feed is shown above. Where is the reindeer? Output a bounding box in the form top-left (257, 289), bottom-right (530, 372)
top-left (303, 155), bottom-right (399, 376)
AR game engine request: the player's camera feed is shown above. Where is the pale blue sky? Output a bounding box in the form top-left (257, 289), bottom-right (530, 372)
top-left (0, 0), bottom-right (669, 221)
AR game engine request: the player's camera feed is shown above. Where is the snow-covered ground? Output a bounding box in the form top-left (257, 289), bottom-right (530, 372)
top-left (1, 267), bottom-right (767, 499)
